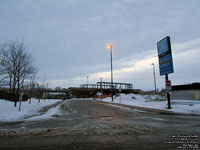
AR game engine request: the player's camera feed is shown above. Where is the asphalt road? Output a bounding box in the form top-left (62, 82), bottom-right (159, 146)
top-left (0, 99), bottom-right (199, 150)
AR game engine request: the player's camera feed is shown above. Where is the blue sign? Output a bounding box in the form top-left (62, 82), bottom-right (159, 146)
top-left (157, 37), bottom-right (170, 56)
top-left (157, 36), bottom-right (174, 76)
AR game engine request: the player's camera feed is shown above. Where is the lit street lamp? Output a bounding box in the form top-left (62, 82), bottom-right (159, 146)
top-left (106, 43), bottom-right (114, 102)
top-left (151, 63), bottom-right (157, 94)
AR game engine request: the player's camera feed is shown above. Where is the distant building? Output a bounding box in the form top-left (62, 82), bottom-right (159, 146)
top-left (43, 91), bottom-right (72, 99)
top-left (171, 83), bottom-right (200, 100)
top-left (69, 82), bottom-right (140, 98)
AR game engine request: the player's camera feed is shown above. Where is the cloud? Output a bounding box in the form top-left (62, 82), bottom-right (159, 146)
top-left (49, 38), bottom-right (200, 90)
top-left (172, 38), bottom-right (200, 53)
top-left (1, 0), bottom-right (200, 91)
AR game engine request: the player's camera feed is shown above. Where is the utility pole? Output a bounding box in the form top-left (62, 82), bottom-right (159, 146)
top-left (152, 63), bottom-right (157, 94)
top-left (100, 77), bottom-right (103, 100)
top-left (87, 76), bottom-right (89, 88)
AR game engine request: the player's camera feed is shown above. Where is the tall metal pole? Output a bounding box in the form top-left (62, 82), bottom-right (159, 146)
top-left (100, 77), bottom-right (103, 100)
top-left (87, 76), bottom-right (89, 88)
top-left (152, 63), bottom-right (157, 94)
top-left (165, 74), bottom-right (171, 109)
top-left (110, 46), bottom-right (114, 102)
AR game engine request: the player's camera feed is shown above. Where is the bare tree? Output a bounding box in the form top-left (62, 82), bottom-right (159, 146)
top-left (38, 77), bottom-right (49, 99)
top-left (55, 86), bottom-right (62, 91)
top-left (0, 44), bottom-right (9, 86)
top-left (28, 72), bottom-right (38, 104)
top-left (0, 41), bottom-right (38, 106)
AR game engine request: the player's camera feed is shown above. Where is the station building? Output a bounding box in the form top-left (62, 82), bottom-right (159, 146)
top-left (171, 83), bottom-right (200, 100)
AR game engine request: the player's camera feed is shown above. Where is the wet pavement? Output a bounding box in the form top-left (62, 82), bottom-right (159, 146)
top-left (0, 99), bottom-right (199, 150)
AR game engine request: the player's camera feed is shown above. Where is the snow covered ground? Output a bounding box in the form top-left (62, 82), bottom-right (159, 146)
top-left (0, 98), bottom-right (62, 122)
top-left (0, 94), bottom-right (200, 123)
top-left (98, 94), bottom-right (200, 115)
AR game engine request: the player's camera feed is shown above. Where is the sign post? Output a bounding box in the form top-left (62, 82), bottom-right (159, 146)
top-left (119, 86), bottom-right (122, 103)
top-left (18, 93), bottom-right (23, 111)
top-left (165, 75), bottom-right (171, 109)
top-left (157, 36), bottom-right (174, 109)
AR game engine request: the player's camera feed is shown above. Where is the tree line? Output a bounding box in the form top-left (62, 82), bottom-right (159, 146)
top-left (0, 41), bottom-right (38, 106)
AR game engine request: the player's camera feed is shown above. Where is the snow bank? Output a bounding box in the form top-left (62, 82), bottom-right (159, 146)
top-left (99, 94), bottom-right (200, 115)
top-left (0, 98), bottom-right (62, 122)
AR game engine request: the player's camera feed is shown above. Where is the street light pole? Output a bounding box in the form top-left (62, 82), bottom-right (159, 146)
top-left (152, 63), bottom-right (157, 94)
top-left (87, 76), bottom-right (89, 88)
top-left (106, 43), bottom-right (114, 102)
top-left (100, 77), bottom-right (103, 100)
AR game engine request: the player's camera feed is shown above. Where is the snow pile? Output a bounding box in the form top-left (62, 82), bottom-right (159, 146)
top-left (0, 98), bottom-right (62, 122)
top-left (25, 103), bottom-right (61, 121)
top-left (100, 94), bottom-right (200, 115)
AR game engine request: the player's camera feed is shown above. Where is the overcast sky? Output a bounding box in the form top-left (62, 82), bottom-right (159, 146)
top-left (0, 0), bottom-right (200, 90)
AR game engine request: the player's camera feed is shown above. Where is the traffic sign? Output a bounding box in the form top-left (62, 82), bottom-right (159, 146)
top-left (165, 80), bottom-right (172, 91)
top-left (157, 36), bottom-right (174, 76)
top-left (166, 80), bottom-right (171, 86)
top-left (157, 36), bottom-right (174, 109)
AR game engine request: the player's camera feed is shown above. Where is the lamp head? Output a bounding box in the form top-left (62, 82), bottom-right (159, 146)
top-left (106, 43), bottom-right (112, 49)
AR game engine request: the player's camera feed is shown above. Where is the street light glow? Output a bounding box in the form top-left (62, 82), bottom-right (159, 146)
top-left (106, 43), bottom-right (112, 49)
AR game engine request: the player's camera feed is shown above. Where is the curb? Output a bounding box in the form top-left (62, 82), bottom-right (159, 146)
top-left (96, 100), bottom-right (200, 116)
